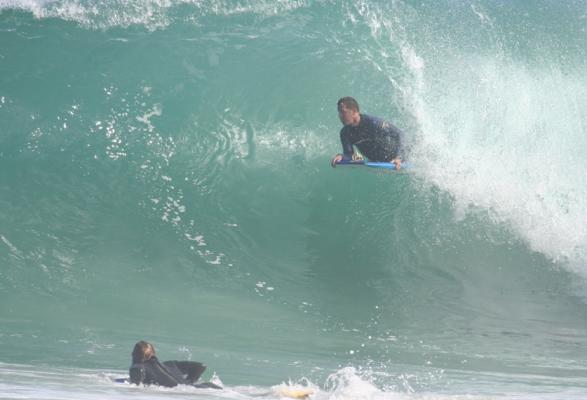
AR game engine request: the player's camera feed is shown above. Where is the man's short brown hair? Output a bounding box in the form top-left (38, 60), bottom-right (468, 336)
top-left (337, 97), bottom-right (360, 112)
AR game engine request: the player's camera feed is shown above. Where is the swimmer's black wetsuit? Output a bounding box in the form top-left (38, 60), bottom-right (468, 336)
top-left (340, 114), bottom-right (403, 162)
top-left (129, 357), bottom-right (221, 389)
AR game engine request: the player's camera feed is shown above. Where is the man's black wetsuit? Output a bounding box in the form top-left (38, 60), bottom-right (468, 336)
top-left (129, 357), bottom-right (221, 389)
top-left (340, 114), bottom-right (403, 162)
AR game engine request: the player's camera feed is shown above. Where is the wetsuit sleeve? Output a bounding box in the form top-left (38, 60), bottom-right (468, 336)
top-left (144, 357), bottom-right (182, 387)
top-left (174, 361), bottom-right (206, 384)
top-left (129, 364), bottom-right (146, 385)
top-left (381, 121), bottom-right (404, 159)
top-left (340, 128), bottom-right (354, 161)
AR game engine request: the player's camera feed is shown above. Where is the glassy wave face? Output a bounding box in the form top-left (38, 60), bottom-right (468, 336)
top-left (1, 1), bottom-right (586, 399)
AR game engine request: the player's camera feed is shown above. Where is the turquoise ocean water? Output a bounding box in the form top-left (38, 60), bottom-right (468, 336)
top-left (1, 1), bottom-right (587, 399)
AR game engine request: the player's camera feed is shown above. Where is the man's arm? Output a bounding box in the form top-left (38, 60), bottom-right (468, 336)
top-left (380, 120), bottom-right (404, 169)
top-left (381, 121), bottom-right (403, 157)
top-left (332, 129), bottom-right (354, 167)
top-left (129, 364), bottom-right (146, 385)
top-left (146, 358), bottom-right (181, 387)
top-left (340, 128), bottom-right (355, 161)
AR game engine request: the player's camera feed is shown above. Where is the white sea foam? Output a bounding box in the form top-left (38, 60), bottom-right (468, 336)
top-left (0, 363), bottom-right (520, 400)
top-left (350, 1), bottom-right (587, 274)
top-left (1, 234), bottom-right (22, 257)
top-left (409, 56), bottom-right (587, 272)
top-left (0, 0), bottom-right (311, 30)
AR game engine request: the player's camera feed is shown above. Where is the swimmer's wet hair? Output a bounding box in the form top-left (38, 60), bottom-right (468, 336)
top-left (132, 341), bottom-right (155, 363)
top-left (337, 97), bottom-right (360, 112)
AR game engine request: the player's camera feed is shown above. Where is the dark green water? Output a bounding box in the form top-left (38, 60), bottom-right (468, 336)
top-left (1, 1), bottom-right (587, 399)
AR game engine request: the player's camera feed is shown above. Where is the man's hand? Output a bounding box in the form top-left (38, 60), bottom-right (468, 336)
top-left (331, 154), bottom-right (343, 168)
top-left (391, 157), bottom-right (402, 170)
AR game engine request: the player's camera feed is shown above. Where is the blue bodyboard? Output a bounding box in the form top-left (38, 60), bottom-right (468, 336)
top-left (334, 160), bottom-right (411, 170)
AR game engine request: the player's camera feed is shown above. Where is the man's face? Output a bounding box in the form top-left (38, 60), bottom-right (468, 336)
top-left (338, 104), bottom-right (359, 126)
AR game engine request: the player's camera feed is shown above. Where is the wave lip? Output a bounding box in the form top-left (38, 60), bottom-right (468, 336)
top-left (0, 0), bottom-right (311, 29)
